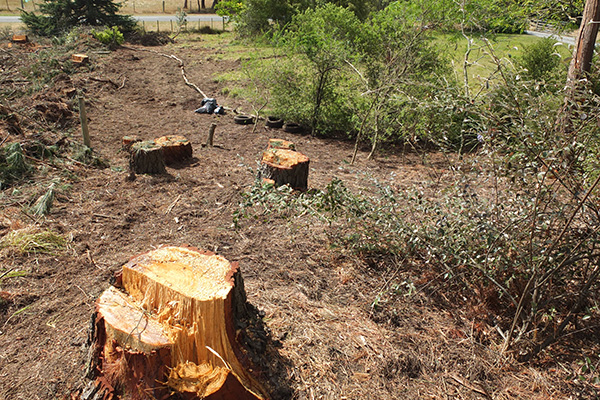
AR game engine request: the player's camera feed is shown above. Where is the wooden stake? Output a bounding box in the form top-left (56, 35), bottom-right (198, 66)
top-left (207, 123), bottom-right (216, 147)
top-left (78, 96), bottom-right (91, 147)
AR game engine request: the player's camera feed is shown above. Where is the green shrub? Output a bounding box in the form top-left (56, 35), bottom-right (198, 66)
top-left (91, 26), bottom-right (125, 49)
top-left (517, 37), bottom-right (563, 82)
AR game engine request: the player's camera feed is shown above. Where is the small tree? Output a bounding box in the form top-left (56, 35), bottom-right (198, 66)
top-left (21, 0), bottom-right (136, 37)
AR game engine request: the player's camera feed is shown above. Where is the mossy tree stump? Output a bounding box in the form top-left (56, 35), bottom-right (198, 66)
top-left (258, 148), bottom-right (309, 190)
top-left (89, 246), bottom-right (268, 400)
top-left (154, 135), bottom-right (193, 165)
top-left (129, 141), bottom-right (166, 175)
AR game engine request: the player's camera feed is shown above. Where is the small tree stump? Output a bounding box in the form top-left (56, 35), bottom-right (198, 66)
top-left (154, 135), bottom-right (193, 165)
top-left (89, 246), bottom-right (268, 400)
top-left (130, 141), bottom-right (166, 174)
top-left (267, 139), bottom-right (295, 151)
top-left (258, 148), bottom-right (309, 190)
top-left (11, 35), bottom-right (28, 43)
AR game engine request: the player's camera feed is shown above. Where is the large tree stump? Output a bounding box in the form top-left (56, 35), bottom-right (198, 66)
top-left (154, 135), bottom-right (193, 165)
top-left (129, 141), bottom-right (167, 174)
top-left (90, 246), bottom-right (268, 400)
top-left (258, 148), bottom-right (309, 190)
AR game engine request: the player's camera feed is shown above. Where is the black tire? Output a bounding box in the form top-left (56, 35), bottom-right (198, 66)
top-left (265, 116), bottom-right (284, 129)
top-left (234, 115), bottom-right (254, 125)
top-left (283, 123), bottom-right (303, 134)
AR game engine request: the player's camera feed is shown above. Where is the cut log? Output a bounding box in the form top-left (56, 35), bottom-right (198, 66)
top-left (129, 141), bottom-right (166, 174)
top-left (154, 135), bottom-right (193, 164)
top-left (258, 148), bottom-right (309, 190)
top-left (89, 246), bottom-right (268, 400)
top-left (267, 139), bottom-right (295, 151)
top-left (72, 54), bottom-right (89, 64)
top-left (11, 35), bottom-right (28, 43)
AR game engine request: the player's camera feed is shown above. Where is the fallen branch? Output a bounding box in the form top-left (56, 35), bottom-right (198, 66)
top-left (0, 48), bottom-right (14, 57)
top-left (449, 375), bottom-right (492, 399)
top-left (89, 76), bottom-right (120, 88)
top-left (121, 45), bottom-right (208, 98)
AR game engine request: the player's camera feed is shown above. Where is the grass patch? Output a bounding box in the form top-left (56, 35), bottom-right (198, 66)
top-left (436, 33), bottom-right (572, 90)
top-left (0, 227), bottom-right (66, 255)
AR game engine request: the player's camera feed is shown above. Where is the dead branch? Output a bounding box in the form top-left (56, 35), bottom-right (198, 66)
top-left (89, 76), bottom-right (120, 88)
top-left (121, 45), bottom-right (208, 99)
top-left (0, 48), bottom-right (14, 57)
top-left (449, 374), bottom-right (492, 399)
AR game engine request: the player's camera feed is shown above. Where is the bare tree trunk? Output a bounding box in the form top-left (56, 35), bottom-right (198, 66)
top-left (211, 0), bottom-right (218, 8)
top-left (561, 0), bottom-right (600, 132)
top-left (201, 0), bottom-right (206, 8)
top-left (183, 0), bottom-right (188, 9)
top-left (567, 0), bottom-right (600, 87)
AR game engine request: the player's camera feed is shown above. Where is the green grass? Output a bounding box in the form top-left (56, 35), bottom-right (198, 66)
top-left (436, 33), bottom-right (572, 90)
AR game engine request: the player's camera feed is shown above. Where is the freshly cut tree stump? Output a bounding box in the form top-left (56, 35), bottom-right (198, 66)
top-left (90, 246), bottom-right (268, 400)
top-left (154, 135), bottom-right (193, 165)
top-left (258, 148), bottom-right (309, 190)
top-left (129, 141), bottom-right (166, 174)
top-left (267, 139), bottom-right (295, 151)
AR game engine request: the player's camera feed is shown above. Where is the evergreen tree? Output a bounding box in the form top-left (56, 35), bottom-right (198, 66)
top-left (21, 0), bottom-right (136, 37)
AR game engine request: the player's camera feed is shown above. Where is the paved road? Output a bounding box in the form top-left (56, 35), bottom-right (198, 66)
top-left (0, 14), bottom-right (226, 23)
top-left (525, 30), bottom-right (576, 46)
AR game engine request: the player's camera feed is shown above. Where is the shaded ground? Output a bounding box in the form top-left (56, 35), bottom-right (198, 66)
top-left (0, 32), bottom-right (597, 399)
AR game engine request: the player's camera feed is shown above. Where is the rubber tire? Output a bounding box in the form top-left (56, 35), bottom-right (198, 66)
top-left (265, 116), bottom-right (284, 129)
top-left (234, 115), bottom-right (254, 125)
top-left (283, 123), bottom-right (303, 134)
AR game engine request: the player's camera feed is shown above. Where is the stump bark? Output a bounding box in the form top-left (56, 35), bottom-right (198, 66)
top-left (89, 246), bottom-right (268, 400)
top-left (129, 141), bottom-right (166, 174)
top-left (155, 135), bottom-right (193, 165)
top-left (258, 148), bottom-right (309, 190)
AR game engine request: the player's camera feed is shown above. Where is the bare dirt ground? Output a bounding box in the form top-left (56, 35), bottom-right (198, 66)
top-left (0, 32), bottom-right (597, 400)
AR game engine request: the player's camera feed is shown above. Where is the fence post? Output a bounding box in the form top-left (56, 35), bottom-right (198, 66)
top-left (78, 97), bottom-right (91, 148)
top-left (162, 1), bottom-right (165, 12)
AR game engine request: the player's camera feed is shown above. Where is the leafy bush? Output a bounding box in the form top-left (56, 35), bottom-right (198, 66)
top-left (517, 37), bottom-right (563, 82)
top-left (91, 26), bottom-right (125, 49)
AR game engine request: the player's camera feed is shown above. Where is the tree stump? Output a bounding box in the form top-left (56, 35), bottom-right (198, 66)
top-left (122, 135), bottom-right (141, 151)
top-left (89, 246), bottom-right (268, 400)
top-left (258, 148), bottom-right (309, 190)
top-left (267, 139), bottom-right (295, 151)
top-left (129, 141), bottom-right (166, 174)
top-left (154, 135), bottom-right (193, 165)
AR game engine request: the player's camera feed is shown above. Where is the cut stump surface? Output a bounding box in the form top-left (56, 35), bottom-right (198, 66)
top-left (259, 148), bottom-right (309, 190)
top-left (154, 135), bottom-right (193, 165)
top-left (267, 139), bottom-right (295, 151)
top-left (90, 246), bottom-right (267, 400)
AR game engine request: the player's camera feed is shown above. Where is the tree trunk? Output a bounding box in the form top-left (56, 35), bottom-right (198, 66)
top-left (561, 0), bottom-right (600, 132)
top-left (258, 148), bottom-right (309, 190)
top-left (129, 141), bottom-right (166, 175)
top-left (567, 0), bottom-right (600, 87)
top-left (201, 0), bottom-right (206, 8)
top-left (154, 135), bottom-right (193, 165)
top-left (89, 246), bottom-right (268, 400)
